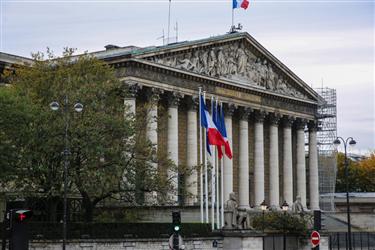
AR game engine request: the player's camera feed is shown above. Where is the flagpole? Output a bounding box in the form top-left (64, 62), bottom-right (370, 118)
top-left (199, 88), bottom-right (203, 223)
top-left (203, 92), bottom-right (209, 223)
top-left (167, 0), bottom-right (171, 44)
top-left (215, 98), bottom-right (220, 229)
top-left (232, 7), bottom-right (234, 29)
top-left (220, 103), bottom-right (224, 228)
top-left (211, 96), bottom-right (215, 230)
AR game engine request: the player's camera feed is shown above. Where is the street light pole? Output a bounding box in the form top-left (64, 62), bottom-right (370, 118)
top-left (281, 201), bottom-right (289, 250)
top-left (333, 136), bottom-right (356, 250)
top-left (260, 200), bottom-right (267, 232)
top-left (63, 95), bottom-right (68, 250)
top-left (50, 97), bottom-right (83, 250)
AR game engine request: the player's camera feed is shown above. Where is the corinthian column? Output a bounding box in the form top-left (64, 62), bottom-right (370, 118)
top-left (268, 113), bottom-right (281, 209)
top-left (282, 116), bottom-right (294, 206)
top-left (167, 92), bottom-right (182, 204)
top-left (223, 104), bottom-right (235, 202)
top-left (185, 97), bottom-right (198, 205)
top-left (238, 108), bottom-right (251, 209)
top-left (124, 83), bottom-right (141, 115)
top-left (145, 88), bottom-right (162, 204)
top-left (146, 88), bottom-right (162, 147)
top-left (254, 111), bottom-right (266, 207)
top-left (308, 120), bottom-right (320, 210)
top-left (296, 119), bottom-right (307, 208)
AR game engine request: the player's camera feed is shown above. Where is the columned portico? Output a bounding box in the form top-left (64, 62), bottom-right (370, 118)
top-left (186, 97), bottom-right (198, 205)
top-left (296, 119), bottom-right (307, 208)
top-left (238, 108), bottom-right (251, 209)
top-left (283, 117), bottom-right (294, 206)
top-left (167, 92), bottom-right (181, 204)
top-left (268, 114), bottom-right (280, 209)
top-left (223, 104), bottom-right (235, 202)
top-left (308, 121), bottom-right (320, 210)
top-left (254, 111), bottom-right (266, 207)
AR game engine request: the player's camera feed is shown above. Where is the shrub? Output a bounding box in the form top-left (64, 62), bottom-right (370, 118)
top-left (251, 212), bottom-right (310, 235)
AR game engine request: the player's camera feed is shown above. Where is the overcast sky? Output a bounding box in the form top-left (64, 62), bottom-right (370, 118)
top-left (1, 0), bottom-right (374, 153)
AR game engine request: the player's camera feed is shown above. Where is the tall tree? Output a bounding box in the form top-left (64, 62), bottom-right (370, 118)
top-left (336, 152), bottom-right (375, 192)
top-left (0, 49), bottom-right (172, 221)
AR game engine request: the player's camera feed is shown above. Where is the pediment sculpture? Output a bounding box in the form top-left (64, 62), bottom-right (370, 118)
top-left (147, 41), bottom-right (308, 99)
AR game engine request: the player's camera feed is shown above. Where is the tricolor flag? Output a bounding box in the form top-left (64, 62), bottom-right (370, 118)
top-left (219, 105), bottom-right (233, 159)
top-left (212, 100), bottom-right (224, 159)
top-left (233, 0), bottom-right (249, 10)
top-left (200, 95), bottom-right (225, 152)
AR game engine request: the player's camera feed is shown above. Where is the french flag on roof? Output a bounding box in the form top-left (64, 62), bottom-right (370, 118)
top-left (233, 0), bottom-right (249, 10)
top-left (200, 95), bottom-right (225, 151)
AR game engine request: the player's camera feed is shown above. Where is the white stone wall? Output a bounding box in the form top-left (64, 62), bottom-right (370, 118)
top-left (29, 238), bottom-right (223, 250)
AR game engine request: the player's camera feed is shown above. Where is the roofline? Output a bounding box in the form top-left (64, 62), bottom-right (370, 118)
top-left (0, 52), bottom-right (34, 65)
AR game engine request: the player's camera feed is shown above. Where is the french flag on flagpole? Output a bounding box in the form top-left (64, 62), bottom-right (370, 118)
top-left (212, 100), bottom-right (224, 159)
top-left (233, 0), bottom-right (249, 10)
top-left (219, 104), bottom-right (233, 159)
top-left (212, 100), bottom-right (233, 160)
top-left (200, 95), bottom-right (225, 153)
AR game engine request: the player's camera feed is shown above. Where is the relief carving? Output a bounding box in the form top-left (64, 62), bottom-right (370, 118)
top-left (147, 41), bottom-right (308, 99)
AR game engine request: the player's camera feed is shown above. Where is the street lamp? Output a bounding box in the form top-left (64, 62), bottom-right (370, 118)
top-left (260, 200), bottom-right (268, 211)
top-left (260, 200), bottom-right (267, 232)
top-left (281, 201), bottom-right (289, 250)
top-left (50, 96), bottom-right (83, 250)
top-left (333, 136), bottom-right (356, 250)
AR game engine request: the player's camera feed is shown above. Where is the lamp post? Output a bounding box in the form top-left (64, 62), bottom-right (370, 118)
top-left (50, 96), bottom-right (83, 250)
top-left (333, 136), bottom-right (356, 250)
top-left (260, 200), bottom-right (267, 232)
top-left (281, 201), bottom-right (289, 250)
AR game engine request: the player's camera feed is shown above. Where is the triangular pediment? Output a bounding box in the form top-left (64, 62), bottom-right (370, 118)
top-left (135, 33), bottom-right (319, 102)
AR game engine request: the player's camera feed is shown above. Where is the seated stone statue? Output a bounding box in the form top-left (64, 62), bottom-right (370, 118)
top-left (224, 192), bottom-right (238, 229)
top-left (292, 195), bottom-right (305, 214)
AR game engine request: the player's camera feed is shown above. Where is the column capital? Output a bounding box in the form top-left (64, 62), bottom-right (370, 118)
top-left (282, 116), bottom-right (295, 128)
top-left (267, 113), bottom-right (282, 125)
top-left (186, 95), bottom-right (199, 111)
top-left (308, 120), bottom-right (319, 132)
top-left (146, 87), bottom-right (163, 103)
top-left (239, 107), bottom-right (252, 121)
top-left (295, 118), bottom-right (307, 130)
top-left (254, 110), bottom-right (267, 123)
top-left (167, 92), bottom-right (183, 108)
top-left (223, 103), bottom-right (236, 117)
top-left (125, 83), bottom-right (142, 98)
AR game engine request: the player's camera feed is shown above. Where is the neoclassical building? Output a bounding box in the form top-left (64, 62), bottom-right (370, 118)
top-left (92, 32), bottom-right (322, 211)
top-left (0, 32), bottom-right (322, 212)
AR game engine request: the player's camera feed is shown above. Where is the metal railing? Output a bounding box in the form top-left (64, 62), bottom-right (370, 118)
top-left (329, 232), bottom-right (375, 250)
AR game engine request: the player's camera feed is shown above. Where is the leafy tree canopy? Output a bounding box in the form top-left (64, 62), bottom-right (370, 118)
top-left (0, 48), bottom-right (171, 221)
top-left (336, 152), bottom-right (375, 192)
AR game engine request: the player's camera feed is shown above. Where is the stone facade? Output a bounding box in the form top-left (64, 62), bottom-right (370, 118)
top-left (0, 32), bottom-right (322, 217)
top-left (112, 32), bottom-right (321, 212)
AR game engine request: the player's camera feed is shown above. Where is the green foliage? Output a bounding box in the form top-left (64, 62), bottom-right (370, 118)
top-left (0, 48), bottom-right (173, 221)
top-left (336, 152), bottom-right (375, 192)
top-left (252, 212), bottom-right (310, 235)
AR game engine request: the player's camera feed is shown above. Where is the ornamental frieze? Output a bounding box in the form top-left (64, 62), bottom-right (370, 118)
top-left (146, 41), bottom-right (309, 100)
top-left (121, 64), bottom-right (316, 116)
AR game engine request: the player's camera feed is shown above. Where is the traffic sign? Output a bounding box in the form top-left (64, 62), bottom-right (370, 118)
top-left (311, 230), bottom-right (321, 248)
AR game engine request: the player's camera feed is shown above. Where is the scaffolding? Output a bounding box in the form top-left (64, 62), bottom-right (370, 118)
top-left (315, 87), bottom-right (337, 211)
